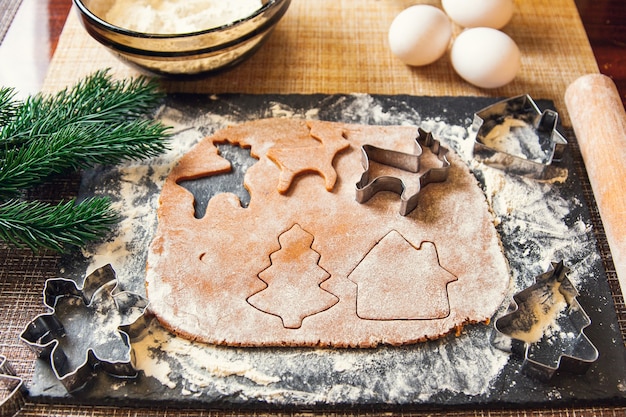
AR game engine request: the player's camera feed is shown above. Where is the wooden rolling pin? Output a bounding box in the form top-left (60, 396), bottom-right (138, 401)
top-left (565, 74), bottom-right (626, 290)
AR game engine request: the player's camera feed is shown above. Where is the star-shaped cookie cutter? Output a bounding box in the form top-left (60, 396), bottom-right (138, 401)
top-left (493, 261), bottom-right (599, 381)
top-left (472, 95), bottom-right (568, 180)
top-left (355, 128), bottom-right (450, 216)
top-left (0, 355), bottom-right (26, 417)
top-left (20, 264), bottom-right (149, 393)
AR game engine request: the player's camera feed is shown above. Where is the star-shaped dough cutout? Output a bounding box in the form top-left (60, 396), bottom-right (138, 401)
top-left (267, 121), bottom-right (350, 193)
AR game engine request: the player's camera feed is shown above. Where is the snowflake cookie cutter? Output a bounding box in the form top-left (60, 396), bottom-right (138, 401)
top-left (493, 261), bottom-right (599, 381)
top-left (0, 355), bottom-right (26, 417)
top-left (355, 128), bottom-right (450, 216)
top-left (20, 264), bottom-right (149, 393)
top-left (472, 94), bottom-right (568, 180)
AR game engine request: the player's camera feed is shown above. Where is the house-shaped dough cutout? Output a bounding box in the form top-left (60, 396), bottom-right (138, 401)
top-left (349, 231), bottom-right (457, 320)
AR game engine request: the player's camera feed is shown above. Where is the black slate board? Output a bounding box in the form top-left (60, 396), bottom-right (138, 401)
top-left (27, 94), bottom-right (626, 411)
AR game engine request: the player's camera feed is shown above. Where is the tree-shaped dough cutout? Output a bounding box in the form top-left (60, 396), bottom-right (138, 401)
top-left (247, 224), bottom-right (339, 329)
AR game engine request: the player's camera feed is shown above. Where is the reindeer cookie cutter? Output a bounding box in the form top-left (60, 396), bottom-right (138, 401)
top-left (355, 128), bottom-right (450, 216)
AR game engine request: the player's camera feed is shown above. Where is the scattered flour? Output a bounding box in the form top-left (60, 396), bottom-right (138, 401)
top-left (54, 282), bottom-right (131, 375)
top-left (477, 165), bottom-right (597, 289)
top-left (132, 318), bottom-right (280, 391)
top-left (72, 94), bottom-right (601, 406)
top-left (481, 117), bottom-right (552, 164)
top-left (129, 317), bottom-right (509, 404)
top-left (105, 0), bottom-right (263, 34)
top-left (459, 121), bottom-right (598, 290)
top-left (81, 134), bottom-right (199, 287)
top-left (509, 281), bottom-right (569, 344)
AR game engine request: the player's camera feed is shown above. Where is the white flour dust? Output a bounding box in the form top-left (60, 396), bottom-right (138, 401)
top-left (128, 317), bottom-right (510, 404)
top-left (79, 106), bottom-right (233, 289)
top-left (133, 318), bottom-right (281, 391)
top-left (105, 0), bottom-right (263, 34)
top-left (73, 94), bottom-right (601, 406)
top-left (481, 117), bottom-right (552, 164)
top-left (478, 165), bottom-right (597, 289)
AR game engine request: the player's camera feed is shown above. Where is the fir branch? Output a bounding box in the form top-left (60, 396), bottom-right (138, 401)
top-left (0, 119), bottom-right (170, 198)
top-left (0, 87), bottom-right (17, 127)
top-left (0, 198), bottom-right (119, 253)
top-left (0, 69), bottom-right (165, 147)
top-left (0, 70), bottom-right (171, 253)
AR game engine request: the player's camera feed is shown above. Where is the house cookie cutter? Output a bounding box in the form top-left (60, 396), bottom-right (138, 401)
top-left (493, 261), bottom-right (599, 381)
top-left (20, 264), bottom-right (149, 393)
top-left (355, 128), bottom-right (450, 216)
top-left (0, 356), bottom-right (26, 417)
top-left (472, 95), bottom-right (568, 180)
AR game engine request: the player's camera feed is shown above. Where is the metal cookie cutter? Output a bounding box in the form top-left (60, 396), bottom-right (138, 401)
top-left (472, 95), bottom-right (568, 180)
top-left (0, 356), bottom-right (26, 417)
top-left (20, 264), bottom-right (149, 393)
top-left (355, 128), bottom-right (450, 216)
top-left (493, 261), bottom-right (599, 381)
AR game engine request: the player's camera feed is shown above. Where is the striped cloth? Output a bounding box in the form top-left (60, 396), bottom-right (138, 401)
top-left (0, 0), bottom-right (23, 45)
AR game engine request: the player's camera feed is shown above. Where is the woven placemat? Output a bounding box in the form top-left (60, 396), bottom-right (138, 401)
top-left (0, 0), bottom-right (23, 45)
top-left (42, 0), bottom-right (600, 127)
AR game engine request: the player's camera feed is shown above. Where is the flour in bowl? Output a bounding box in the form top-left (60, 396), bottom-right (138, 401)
top-left (105, 0), bottom-right (264, 34)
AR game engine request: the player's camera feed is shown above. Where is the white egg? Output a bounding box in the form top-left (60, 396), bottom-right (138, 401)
top-left (450, 27), bottom-right (520, 89)
top-left (442, 0), bottom-right (514, 29)
top-left (388, 5), bottom-right (452, 66)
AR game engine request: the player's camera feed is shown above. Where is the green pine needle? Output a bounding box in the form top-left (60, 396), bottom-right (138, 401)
top-left (0, 198), bottom-right (119, 253)
top-left (0, 87), bottom-right (18, 127)
top-left (0, 69), bottom-right (171, 252)
top-left (0, 69), bottom-right (166, 147)
top-left (0, 119), bottom-right (170, 197)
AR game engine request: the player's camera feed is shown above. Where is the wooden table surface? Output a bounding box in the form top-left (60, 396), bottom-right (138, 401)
top-left (0, 1), bottom-right (625, 416)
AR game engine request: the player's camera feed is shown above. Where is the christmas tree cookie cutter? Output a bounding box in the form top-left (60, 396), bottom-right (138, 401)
top-left (493, 261), bottom-right (599, 381)
top-left (20, 264), bottom-right (149, 393)
top-left (0, 355), bottom-right (26, 417)
top-left (355, 128), bottom-right (450, 216)
top-left (472, 95), bottom-right (568, 180)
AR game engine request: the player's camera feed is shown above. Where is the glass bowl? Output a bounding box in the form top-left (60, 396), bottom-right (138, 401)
top-left (72, 0), bottom-right (291, 76)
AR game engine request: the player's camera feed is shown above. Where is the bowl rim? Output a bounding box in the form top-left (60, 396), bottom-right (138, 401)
top-left (72, 0), bottom-right (282, 38)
